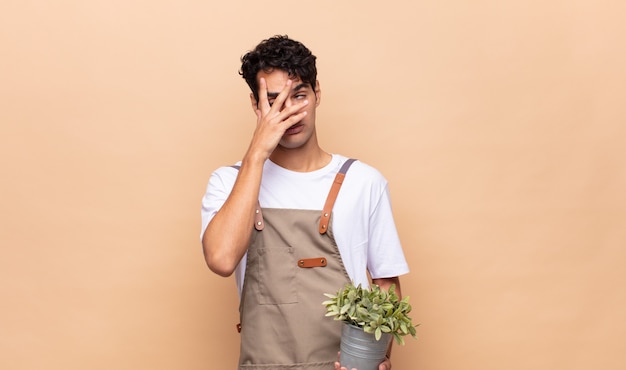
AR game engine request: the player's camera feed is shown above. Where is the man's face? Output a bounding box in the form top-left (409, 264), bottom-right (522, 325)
top-left (254, 69), bottom-right (321, 151)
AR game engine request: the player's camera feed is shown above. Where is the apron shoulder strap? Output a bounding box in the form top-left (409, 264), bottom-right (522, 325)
top-left (319, 158), bottom-right (358, 234)
top-left (231, 158), bottom-right (358, 233)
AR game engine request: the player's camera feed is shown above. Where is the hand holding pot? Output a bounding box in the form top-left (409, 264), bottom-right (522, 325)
top-left (334, 351), bottom-right (392, 370)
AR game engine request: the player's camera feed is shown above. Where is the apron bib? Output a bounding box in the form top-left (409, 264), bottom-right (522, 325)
top-left (238, 159), bottom-right (356, 370)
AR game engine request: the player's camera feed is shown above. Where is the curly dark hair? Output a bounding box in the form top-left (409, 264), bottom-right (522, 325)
top-left (240, 35), bottom-right (317, 102)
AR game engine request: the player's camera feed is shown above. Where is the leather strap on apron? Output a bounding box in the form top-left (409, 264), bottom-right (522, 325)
top-left (319, 158), bottom-right (356, 234)
top-left (235, 159), bottom-right (357, 370)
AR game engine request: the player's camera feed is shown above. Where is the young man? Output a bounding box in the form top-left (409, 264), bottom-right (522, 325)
top-left (201, 35), bottom-right (409, 370)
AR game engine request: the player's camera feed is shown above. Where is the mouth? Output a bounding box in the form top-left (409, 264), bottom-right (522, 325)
top-left (285, 123), bottom-right (303, 135)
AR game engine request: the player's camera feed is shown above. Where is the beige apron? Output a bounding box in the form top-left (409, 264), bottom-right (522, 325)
top-left (237, 159), bottom-right (356, 370)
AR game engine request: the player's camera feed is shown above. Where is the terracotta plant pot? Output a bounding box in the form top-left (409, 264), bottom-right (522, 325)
top-left (339, 322), bottom-right (391, 370)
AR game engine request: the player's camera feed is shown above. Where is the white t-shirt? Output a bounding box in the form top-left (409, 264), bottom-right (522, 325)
top-left (201, 154), bottom-right (409, 296)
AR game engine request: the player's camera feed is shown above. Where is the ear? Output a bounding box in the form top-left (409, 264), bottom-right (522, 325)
top-left (314, 80), bottom-right (321, 107)
top-left (250, 93), bottom-right (259, 113)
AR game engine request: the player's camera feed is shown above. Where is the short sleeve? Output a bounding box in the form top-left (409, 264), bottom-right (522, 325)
top-left (200, 166), bottom-right (239, 239)
top-left (366, 183), bottom-right (410, 279)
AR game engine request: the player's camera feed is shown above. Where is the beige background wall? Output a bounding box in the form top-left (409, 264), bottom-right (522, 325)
top-left (1, 1), bottom-right (625, 369)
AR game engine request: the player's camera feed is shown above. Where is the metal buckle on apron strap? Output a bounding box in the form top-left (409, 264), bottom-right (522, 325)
top-left (297, 257), bottom-right (328, 268)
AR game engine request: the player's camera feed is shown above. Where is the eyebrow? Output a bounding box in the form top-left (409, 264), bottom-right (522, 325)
top-left (266, 83), bottom-right (310, 99)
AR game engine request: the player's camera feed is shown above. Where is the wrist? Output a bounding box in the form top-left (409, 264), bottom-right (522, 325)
top-left (242, 150), bottom-right (268, 167)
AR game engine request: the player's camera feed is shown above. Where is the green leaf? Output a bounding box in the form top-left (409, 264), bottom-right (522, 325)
top-left (400, 322), bottom-right (408, 334)
top-left (340, 303), bottom-right (351, 314)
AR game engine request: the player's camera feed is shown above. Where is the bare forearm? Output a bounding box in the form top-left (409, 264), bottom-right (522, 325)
top-left (202, 154), bottom-right (265, 276)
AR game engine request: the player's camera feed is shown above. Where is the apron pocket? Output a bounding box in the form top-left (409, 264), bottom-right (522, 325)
top-left (256, 247), bottom-right (298, 305)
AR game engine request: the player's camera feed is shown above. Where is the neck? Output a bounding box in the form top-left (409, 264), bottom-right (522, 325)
top-left (269, 146), bottom-right (332, 172)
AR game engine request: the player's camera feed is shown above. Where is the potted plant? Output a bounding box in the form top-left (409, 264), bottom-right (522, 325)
top-left (323, 282), bottom-right (418, 370)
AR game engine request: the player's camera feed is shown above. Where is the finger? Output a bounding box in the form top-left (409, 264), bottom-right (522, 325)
top-left (275, 99), bottom-right (308, 125)
top-left (266, 78), bottom-right (294, 115)
top-left (277, 110), bottom-right (307, 130)
top-left (379, 357), bottom-right (391, 370)
top-left (256, 78), bottom-right (270, 113)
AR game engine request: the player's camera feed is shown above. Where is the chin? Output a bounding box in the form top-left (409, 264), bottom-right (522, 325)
top-left (278, 142), bottom-right (305, 150)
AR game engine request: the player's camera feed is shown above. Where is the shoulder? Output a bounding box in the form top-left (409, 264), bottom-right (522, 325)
top-left (206, 162), bottom-right (242, 190)
top-left (339, 156), bottom-right (389, 187)
top-left (332, 156), bottom-right (390, 205)
top-left (212, 161), bottom-right (242, 174)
